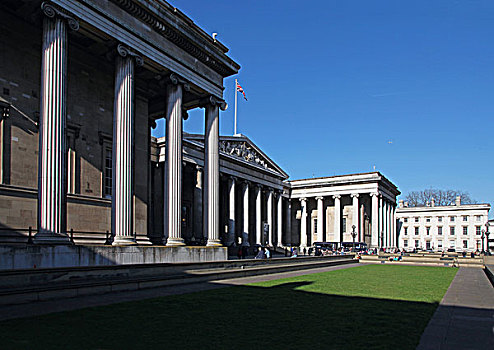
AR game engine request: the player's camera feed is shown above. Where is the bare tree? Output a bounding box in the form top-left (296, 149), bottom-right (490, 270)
top-left (403, 189), bottom-right (476, 207)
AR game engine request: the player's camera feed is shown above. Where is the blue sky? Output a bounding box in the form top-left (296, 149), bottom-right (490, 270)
top-left (153, 0), bottom-right (494, 211)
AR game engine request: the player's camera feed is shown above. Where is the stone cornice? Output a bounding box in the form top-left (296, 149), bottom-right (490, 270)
top-left (109, 0), bottom-right (240, 77)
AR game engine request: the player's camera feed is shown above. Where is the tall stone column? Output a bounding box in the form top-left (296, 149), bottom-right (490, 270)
top-left (36, 3), bottom-right (79, 243)
top-left (286, 199), bottom-right (292, 246)
top-left (255, 184), bottom-right (262, 245)
top-left (379, 195), bottom-right (383, 247)
top-left (226, 176), bottom-right (236, 246)
top-left (193, 165), bottom-right (203, 241)
top-left (300, 198), bottom-right (307, 248)
top-left (384, 200), bottom-right (390, 248)
top-left (266, 188), bottom-right (273, 246)
top-left (333, 195), bottom-right (341, 243)
top-left (203, 96), bottom-right (225, 247)
top-left (391, 204), bottom-right (396, 248)
top-left (351, 193), bottom-right (359, 238)
top-left (241, 181), bottom-right (250, 246)
top-left (371, 192), bottom-right (379, 248)
top-left (277, 192), bottom-right (283, 247)
top-left (111, 45), bottom-right (142, 245)
top-left (165, 74), bottom-right (188, 246)
top-left (316, 197), bottom-right (324, 243)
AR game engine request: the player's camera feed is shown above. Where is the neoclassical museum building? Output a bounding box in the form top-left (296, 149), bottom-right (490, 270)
top-left (0, 1), bottom-right (400, 266)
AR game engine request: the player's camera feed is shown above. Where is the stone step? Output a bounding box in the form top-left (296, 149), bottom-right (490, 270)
top-left (0, 256), bottom-right (355, 306)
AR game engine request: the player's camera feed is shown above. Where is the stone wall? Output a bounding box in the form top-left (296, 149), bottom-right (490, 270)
top-left (0, 245), bottom-right (228, 270)
top-left (0, 10), bottom-right (149, 237)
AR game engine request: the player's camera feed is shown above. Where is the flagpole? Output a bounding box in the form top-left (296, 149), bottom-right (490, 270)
top-left (234, 78), bottom-right (237, 136)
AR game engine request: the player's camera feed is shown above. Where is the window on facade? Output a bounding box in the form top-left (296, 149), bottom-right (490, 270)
top-left (426, 227), bottom-right (430, 235)
top-left (475, 215), bottom-right (482, 222)
top-left (450, 216), bottom-right (455, 222)
top-left (103, 146), bottom-right (112, 198)
top-left (426, 241), bottom-right (431, 249)
top-left (404, 218), bottom-right (408, 223)
top-left (463, 227), bottom-right (468, 236)
top-left (438, 217), bottom-right (443, 223)
top-left (415, 227), bottom-right (419, 235)
top-left (463, 216), bottom-right (468, 222)
top-left (66, 131), bottom-right (77, 195)
top-left (438, 240), bottom-right (443, 248)
top-left (314, 219), bottom-right (318, 234)
top-left (414, 217), bottom-right (419, 223)
top-left (426, 217), bottom-right (431, 223)
top-left (438, 227), bottom-right (443, 235)
top-left (476, 226), bottom-right (481, 235)
top-left (404, 240), bottom-right (408, 247)
top-left (404, 227), bottom-right (408, 235)
top-left (450, 227), bottom-right (455, 235)
top-left (342, 218), bottom-right (347, 233)
top-left (415, 240), bottom-right (419, 248)
top-left (449, 240), bottom-right (455, 248)
top-left (463, 240), bottom-right (468, 249)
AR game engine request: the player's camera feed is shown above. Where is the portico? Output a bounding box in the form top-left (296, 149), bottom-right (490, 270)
top-left (287, 172), bottom-right (400, 249)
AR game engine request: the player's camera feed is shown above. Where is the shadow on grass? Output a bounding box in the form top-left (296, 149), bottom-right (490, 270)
top-left (0, 281), bottom-right (442, 350)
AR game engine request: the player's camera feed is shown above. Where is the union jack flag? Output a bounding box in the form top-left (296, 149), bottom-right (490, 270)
top-left (236, 81), bottom-right (248, 101)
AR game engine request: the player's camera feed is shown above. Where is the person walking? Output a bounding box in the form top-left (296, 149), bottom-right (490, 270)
top-left (266, 248), bottom-right (271, 259)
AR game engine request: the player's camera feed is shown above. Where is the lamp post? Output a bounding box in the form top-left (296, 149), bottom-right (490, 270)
top-left (481, 229), bottom-right (486, 254)
top-left (351, 225), bottom-right (357, 252)
top-left (486, 222), bottom-right (491, 255)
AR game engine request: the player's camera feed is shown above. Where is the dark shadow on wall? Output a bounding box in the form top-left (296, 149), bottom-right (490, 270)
top-left (0, 280), bottom-right (450, 350)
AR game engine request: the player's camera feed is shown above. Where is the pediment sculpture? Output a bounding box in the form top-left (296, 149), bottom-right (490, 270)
top-left (219, 141), bottom-right (270, 169)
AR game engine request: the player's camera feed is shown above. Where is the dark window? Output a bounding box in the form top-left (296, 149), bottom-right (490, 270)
top-left (104, 147), bottom-right (112, 197)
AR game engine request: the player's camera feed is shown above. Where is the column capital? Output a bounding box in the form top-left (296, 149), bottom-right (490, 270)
top-left (351, 193), bottom-right (359, 198)
top-left (169, 73), bottom-right (190, 91)
top-left (229, 175), bottom-right (237, 182)
top-left (332, 194), bottom-right (341, 200)
top-left (299, 197), bottom-right (307, 203)
top-left (315, 196), bottom-right (324, 201)
top-left (41, 2), bottom-right (79, 31)
top-left (196, 164), bottom-right (203, 172)
top-left (199, 95), bottom-right (227, 111)
top-left (117, 44), bottom-right (144, 66)
top-left (370, 192), bottom-right (379, 197)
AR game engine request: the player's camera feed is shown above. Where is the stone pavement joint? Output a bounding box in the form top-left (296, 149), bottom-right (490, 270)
top-left (417, 267), bottom-right (494, 350)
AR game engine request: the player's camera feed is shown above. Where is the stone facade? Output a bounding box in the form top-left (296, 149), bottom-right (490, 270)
top-left (0, 0), bottom-right (240, 248)
top-left (0, 1), bottom-right (403, 265)
top-left (287, 172), bottom-right (400, 249)
top-left (396, 197), bottom-right (491, 252)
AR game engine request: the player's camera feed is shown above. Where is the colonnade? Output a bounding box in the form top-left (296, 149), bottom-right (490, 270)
top-left (294, 192), bottom-right (397, 249)
top-left (35, 3), bottom-right (225, 246)
top-left (221, 175), bottom-right (285, 247)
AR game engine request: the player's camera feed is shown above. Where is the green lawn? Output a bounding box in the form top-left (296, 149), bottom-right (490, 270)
top-left (0, 265), bottom-right (456, 350)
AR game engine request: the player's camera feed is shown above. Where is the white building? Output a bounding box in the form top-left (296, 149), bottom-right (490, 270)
top-left (396, 197), bottom-right (490, 252)
top-left (287, 172), bottom-right (400, 249)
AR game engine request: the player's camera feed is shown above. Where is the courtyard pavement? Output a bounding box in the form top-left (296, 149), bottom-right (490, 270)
top-left (0, 263), bottom-right (359, 321)
top-left (417, 267), bottom-right (494, 350)
top-left (1, 263), bottom-right (493, 350)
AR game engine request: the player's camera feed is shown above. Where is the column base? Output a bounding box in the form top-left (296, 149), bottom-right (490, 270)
top-left (206, 239), bottom-right (222, 247)
top-left (112, 236), bottom-right (137, 246)
top-left (33, 232), bottom-right (72, 245)
top-left (166, 237), bottom-right (186, 246)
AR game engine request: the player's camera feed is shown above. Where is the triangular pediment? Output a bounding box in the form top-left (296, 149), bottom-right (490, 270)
top-left (184, 133), bottom-right (288, 179)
